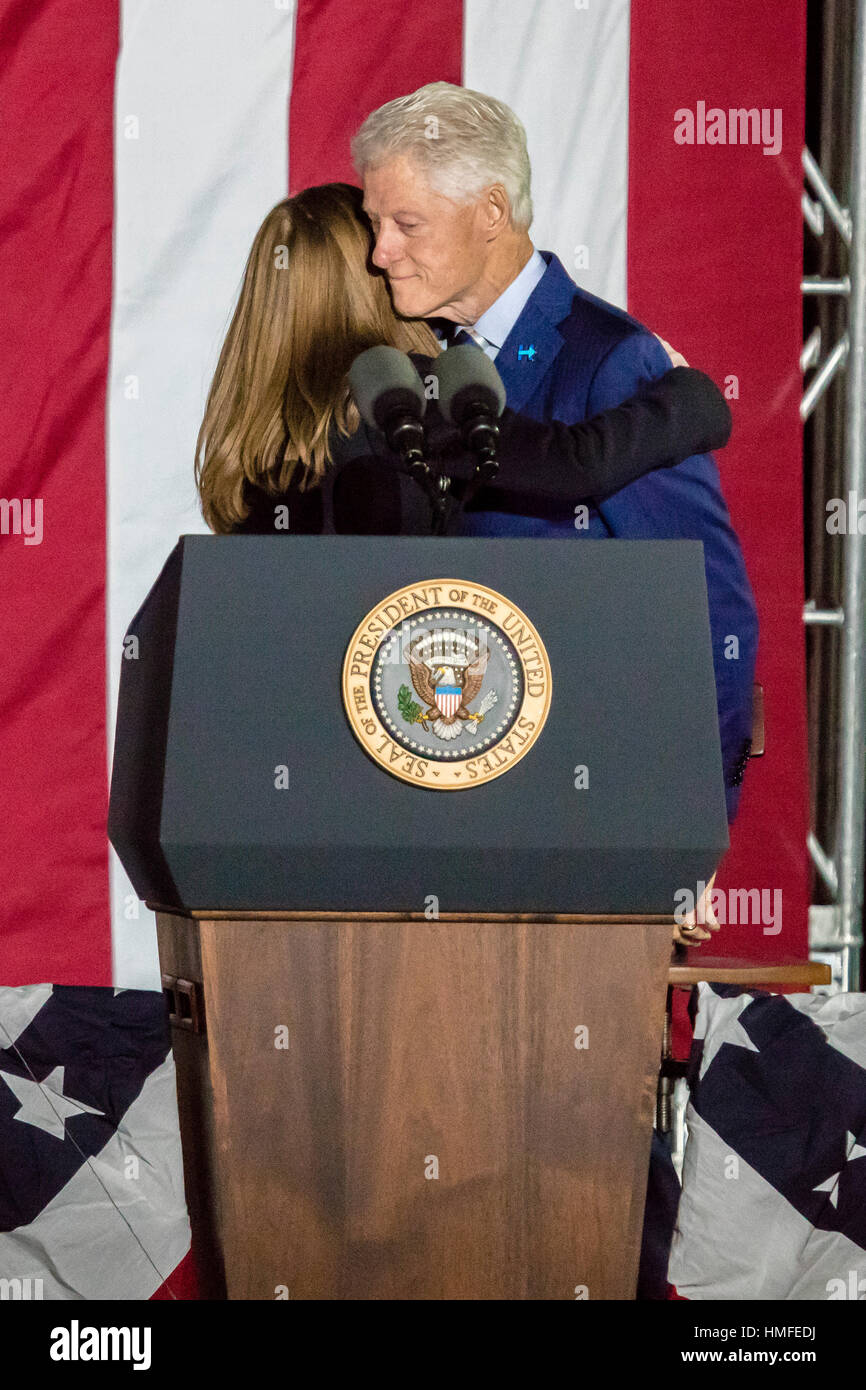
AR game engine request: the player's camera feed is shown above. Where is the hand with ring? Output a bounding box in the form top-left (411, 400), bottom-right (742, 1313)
top-left (672, 871), bottom-right (721, 946)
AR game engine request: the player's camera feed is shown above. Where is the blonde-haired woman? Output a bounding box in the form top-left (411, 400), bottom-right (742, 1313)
top-left (196, 182), bottom-right (730, 537)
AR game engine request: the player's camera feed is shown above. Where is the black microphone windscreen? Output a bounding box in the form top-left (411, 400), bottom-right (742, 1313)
top-left (348, 345), bottom-right (426, 430)
top-left (432, 344), bottom-right (507, 425)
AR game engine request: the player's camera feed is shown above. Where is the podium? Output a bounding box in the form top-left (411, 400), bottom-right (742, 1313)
top-left (109, 536), bottom-right (728, 1300)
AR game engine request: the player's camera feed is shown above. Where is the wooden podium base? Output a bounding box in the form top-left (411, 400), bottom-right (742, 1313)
top-left (156, 910), bottom-right (675, 1301)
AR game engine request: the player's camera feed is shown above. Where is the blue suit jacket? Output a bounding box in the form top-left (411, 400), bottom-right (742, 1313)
top-left (455, 251), bottom-right (759, 823)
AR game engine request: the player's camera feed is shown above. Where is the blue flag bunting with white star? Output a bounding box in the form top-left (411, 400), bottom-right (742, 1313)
top-left (0, 985), bottom-right (191, 1299)
top-left (670, 983), bottom-right (866, 1300)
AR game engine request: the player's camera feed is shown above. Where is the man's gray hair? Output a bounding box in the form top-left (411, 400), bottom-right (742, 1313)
top-left (351, 82), bottom-right (533, 231)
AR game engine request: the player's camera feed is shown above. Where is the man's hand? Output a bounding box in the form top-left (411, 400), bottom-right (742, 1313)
top-left (673, 871), bottom-right (720, 946)
top-left (654, 333), bottom-right (689, 369)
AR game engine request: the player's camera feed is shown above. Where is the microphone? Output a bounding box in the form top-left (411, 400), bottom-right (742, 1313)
top-left (431, 344), bottom-right (507, 478)
top-left (349, 344), bottom-right (453, 532)
top-left (348, 345), bottom-right (427, 470)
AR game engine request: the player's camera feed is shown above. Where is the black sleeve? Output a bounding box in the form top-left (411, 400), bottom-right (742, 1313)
top-left (491, 366), bottom-right (732, 503)
top-left (233, 361), bottom-right (732, 531)
top-left (411, 365), bottom-right (730, 503)
top-left (365, 359), bottom-right (731, 504)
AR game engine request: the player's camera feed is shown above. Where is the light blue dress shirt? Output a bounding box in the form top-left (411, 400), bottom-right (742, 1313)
top-left (436, 247), bottom-right (547, 360)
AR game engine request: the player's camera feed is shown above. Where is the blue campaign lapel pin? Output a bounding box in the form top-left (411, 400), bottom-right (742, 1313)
top-left (517, 344), bottom-right (536, 360)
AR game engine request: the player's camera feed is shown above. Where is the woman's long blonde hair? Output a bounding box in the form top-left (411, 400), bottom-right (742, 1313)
top-left (195, 182), bottom-right (440, 532)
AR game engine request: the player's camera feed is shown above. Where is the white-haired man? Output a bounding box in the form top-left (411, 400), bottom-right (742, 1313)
top-left (352, 82), bottom-right (757, 840)
top-left (353, 82), bottom-right (758, 1299)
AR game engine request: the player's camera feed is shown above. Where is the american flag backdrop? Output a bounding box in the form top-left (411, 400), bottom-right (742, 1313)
top-left (1, 1), bottom-right (808, 992)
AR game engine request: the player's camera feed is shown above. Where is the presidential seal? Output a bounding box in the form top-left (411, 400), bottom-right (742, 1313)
top-left (342, 579), bottom-right (551, 789)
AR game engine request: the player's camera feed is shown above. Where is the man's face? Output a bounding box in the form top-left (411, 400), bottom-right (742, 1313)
top-left (362, 155), bottom-right (491, 321)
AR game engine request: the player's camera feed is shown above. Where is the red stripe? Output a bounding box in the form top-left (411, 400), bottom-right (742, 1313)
top-left (0, 1), bottom-right (116, 984)
top-left (149, 1246), bottom-right (198, 1301)
top-left (288, 0), bottom-right (463, 193)
top-left (628, 0), bottom-right (809, 959)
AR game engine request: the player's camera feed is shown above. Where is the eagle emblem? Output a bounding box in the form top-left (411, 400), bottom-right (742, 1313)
top-left (405, 628), bottom-right (499, 742)
top-left (343, 581), bottom-right (551, 790)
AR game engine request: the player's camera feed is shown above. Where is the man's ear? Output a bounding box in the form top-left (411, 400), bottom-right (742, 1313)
top-left (483, 184), bottom-right (511, 237)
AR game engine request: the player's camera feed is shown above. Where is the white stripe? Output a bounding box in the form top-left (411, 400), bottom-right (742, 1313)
top-left (107, 0), bottom-right (297, 987)
top-left (463, 0), bottom-right (630, 309)
top-left (670, 1108), bottom-right (866, 1300)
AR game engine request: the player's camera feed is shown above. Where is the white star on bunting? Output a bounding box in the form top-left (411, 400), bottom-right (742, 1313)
top-left (812, 1131), bottom-right (866, 1209)
top-left (0, 1065), bottom-right (105, 1140)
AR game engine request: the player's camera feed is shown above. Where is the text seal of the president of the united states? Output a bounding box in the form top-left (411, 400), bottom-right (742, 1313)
top-left (342, 579), bottom-right (552, 789)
